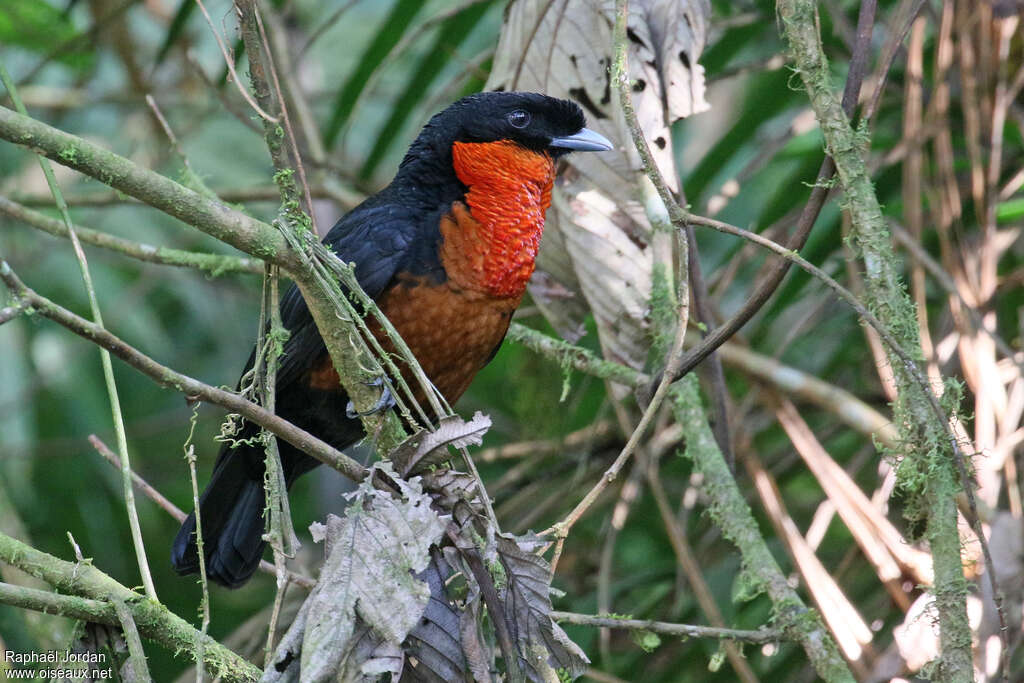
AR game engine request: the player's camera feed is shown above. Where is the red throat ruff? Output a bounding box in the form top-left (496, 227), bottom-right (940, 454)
top-left (450, 140), bottom-right (555, 298)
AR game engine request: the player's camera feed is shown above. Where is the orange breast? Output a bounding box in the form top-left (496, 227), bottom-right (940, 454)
top-left (449, 140), bottom-right (554, 298)
top-left (308, 275), bottom-right (517, 402)
top-left (369, 277), bottom-right (518, 403)
top-left (308, 145), bottom-right (553, 403)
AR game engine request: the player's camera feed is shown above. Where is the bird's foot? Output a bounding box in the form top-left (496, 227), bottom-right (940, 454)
top-left (345, 377), bottom-right (396, 418)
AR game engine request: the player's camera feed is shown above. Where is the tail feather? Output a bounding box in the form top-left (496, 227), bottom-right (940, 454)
top-left (171, 444), bottom-right (268, 588)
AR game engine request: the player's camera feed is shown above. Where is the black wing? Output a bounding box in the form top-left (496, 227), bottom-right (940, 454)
top-left (272, 200), bottom-right (424, 390)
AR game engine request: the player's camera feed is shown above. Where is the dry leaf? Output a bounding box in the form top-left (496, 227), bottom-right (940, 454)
top-left (266, 462), bottom-right (448, 682)
top-left (403, 557), bottom-right (472, 682)
top-left (488, 0), bottom-right (710, 372)
top-left (496, 534), bottom-right (590, 680)
top-left (391, 412), bottom-right (493, 476)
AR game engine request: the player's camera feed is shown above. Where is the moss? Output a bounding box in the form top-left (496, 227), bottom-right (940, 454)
top-left (778, 0), bottom-right (972, 676)
top-left (487, 557), bottom-right (507, 591)
top-left (58, 146), bottom-right (80, 164)
top-left (272, 167), bottom-right (294, 185)
top-left (647, 261), bottom-right (676, 364)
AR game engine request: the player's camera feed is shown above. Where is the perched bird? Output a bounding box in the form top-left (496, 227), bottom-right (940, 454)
top-left (172, 92), bottom-right (612, 588)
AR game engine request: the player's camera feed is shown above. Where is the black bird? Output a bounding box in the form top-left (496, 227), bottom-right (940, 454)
top-left (172, 92), bottom-right (612, 588)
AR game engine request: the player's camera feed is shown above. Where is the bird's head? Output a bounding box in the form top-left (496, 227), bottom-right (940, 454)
top-left (388, 92), bottom-right (612, 297)
top-left (398, 91), bottom-right (612, 184)
top-left (444, 91), bottom-right (612, 156)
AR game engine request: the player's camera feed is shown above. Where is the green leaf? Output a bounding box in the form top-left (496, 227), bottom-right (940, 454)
top-left (323, 0), bottom-right (427, 149)
top-left (631, 629), bottom-right (662, 653)
top-left (997, 197), bottom-right (1024, 222)
top-left (359, 1), bottom-right (492, 179)
top-left (0, 0), bottom-right (94, 70)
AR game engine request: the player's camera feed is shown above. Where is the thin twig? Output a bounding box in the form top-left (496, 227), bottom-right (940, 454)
top-left (252, 4), bottom-right (318, 234)
top-left (90, 435), bottom-right (182, 522)
top-left (88, 433), bottom-right (315, 589)
top-left (297, 0), bottom-right (360, 60)
top-left (112, 597), bottom-right (152, 681)
top-left (664, 0), bottom-right (878, 386)
top-left (0, 62), bottom-right (158, 603)
top-left (0, 262), bottom-right (367, 482)
top-left (182, 411), bottom-right (210, 683)
top-left (685, 225), bottom-right (733, 464)
top-left (550, 611), bottom-right (782, 644)
top-left (193, 0), bottom-right (278, 122)
top-left (258, 9), bottom-right (327, 186)
top-left (259, 263), bottom-right (296, 664)
top-left (146, 94), bottom-right (217, 200)
top-left (541, 231), bottom-right (688, 545)
top-left (596, 452), bottom-right (645, 662)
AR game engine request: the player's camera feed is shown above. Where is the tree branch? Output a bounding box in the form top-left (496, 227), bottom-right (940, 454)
top-left (550, 611), bottom-right (781, 644)
top-left (10, 185), bottom-right (359, 208)
top-left (0, 261), bottom-right (367, 483)
top-left (0, 105), bottom-right (296, 269)
top-left (506, 323), bottom-right (646, 388)
top-left (89, 434), bottom-right (316, 590)
top-left (777, 2), bottom-right (978, 678)
top-left (0, 195), bottom-right (262, 275)
top-left (1, 62), bottom-right (158, 602)
top-left (0, 542), bottom-right (261, 682)
top-left (610, 2), bottom-right (853, 678)
top-left (669, 375), bottom-right (853, 681)
top-left (0, 102), bottom-right (402, 466)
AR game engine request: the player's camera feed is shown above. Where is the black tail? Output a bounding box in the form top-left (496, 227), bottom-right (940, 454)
top-left (171, 442), bottom-right (269, 588)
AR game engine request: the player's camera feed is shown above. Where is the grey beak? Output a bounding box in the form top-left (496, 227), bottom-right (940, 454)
top-left (548, 127), bottom-right (613, 152)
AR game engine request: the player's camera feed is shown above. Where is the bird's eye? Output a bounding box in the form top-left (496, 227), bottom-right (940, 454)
top-left (507, 110), bottom-right (531, 128)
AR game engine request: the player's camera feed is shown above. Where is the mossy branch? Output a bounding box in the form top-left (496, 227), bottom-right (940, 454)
top-left (510, 318), bottom-right (854, 678)
top-left (233, 0), bottom-right (415, 454)
top-left (668, 376), bottom-right (853, 681)
top-left (507, 323), bottom-right (646, 388)
top-left (0, 103), bottom-right (400, 459)
top-left (0, 105), bottom-right (294, 266)
top-left (0, 195), bottom-right (263, 275)
top-left (598, 2), bottom-right (855, 678)
top-left (1, 62), bottom-right (158, 603)
top-left (550, 611), bottom-right (781, 644)
top-left (776, 2), bottom-right (977, 678)
top-left (0, 535), bottom-right (261, 682)
top-left (0, 261), bottom-right (367, 483)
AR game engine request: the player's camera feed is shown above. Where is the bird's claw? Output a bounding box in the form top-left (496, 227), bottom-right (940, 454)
top-left (345, 377), bottom-right (396, 418)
